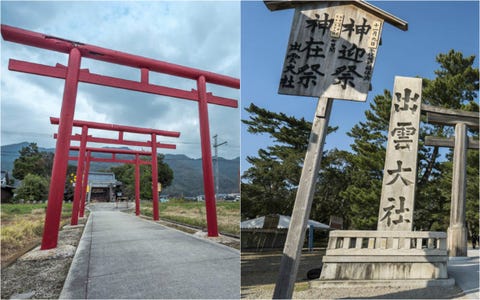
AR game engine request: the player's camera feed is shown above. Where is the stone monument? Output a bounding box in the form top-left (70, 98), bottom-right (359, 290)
top-left (318, 76), bottom-right (453, 287)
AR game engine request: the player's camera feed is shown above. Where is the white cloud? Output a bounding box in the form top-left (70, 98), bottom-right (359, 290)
top-left (1, 1), bottom-right (240, 159)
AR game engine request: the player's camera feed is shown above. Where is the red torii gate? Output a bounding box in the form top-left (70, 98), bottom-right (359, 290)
top-left (1, 24), bottom-right (239, 249)
top-left (68, 146), bottom-right (153, 219)
top-left (51, 116), bottom-right (179, 226)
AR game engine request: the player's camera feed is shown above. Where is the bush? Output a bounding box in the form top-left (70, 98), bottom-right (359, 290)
top-left (14, 174), bottom-right (49, 202)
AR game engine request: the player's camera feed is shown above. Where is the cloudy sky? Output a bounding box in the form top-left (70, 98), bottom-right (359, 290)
top-left (1, 1), bottom-right (240, 159)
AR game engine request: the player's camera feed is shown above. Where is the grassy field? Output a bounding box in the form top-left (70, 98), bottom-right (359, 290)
top-left (140, 200), bottom-right (240, 235)
top-left (1, 203), bottom-right (73, 264)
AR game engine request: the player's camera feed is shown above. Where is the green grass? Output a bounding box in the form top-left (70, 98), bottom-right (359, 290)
top-left (1, 203), bottom-right (73, 215)
top-left (140, 200), bottom-right (240, 235)
top-left (1, 203), bottom-right (47, 215)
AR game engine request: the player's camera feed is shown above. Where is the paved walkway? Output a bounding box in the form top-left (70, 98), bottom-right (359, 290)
top-left (60, 203), bottom-right (240, 299)
top-left (449, 249), bottom-right (479, 299)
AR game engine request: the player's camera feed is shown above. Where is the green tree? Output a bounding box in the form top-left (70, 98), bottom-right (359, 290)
top-left (12, 143), bottom-right (53, 180)
top-left (414, 50), bottom-right (479, 231)
top-left (241, 103), bottom-right (344, 221)
top-left (311, 149), bottom-right (352, 227)
top-left (341, 90), bottom-right (390, 229)
top-left (111, 155), bottom-right (173, 200)
top-left (14, 173), bottom-right (49, 201)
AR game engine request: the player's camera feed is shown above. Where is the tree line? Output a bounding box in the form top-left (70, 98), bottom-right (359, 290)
top-left (7, 144), bottom-right (173, 202)
top-left (241, 50), bottom-right (479, 236)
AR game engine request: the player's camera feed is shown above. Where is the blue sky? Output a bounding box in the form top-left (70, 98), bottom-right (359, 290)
top-left (241, 0), bottom-right (479, 174)
top-left (1, 1), bottom-right (240, 159)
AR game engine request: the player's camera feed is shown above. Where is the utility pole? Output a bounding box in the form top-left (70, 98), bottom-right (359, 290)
top-left (213, 134), bottom-right (227, 199)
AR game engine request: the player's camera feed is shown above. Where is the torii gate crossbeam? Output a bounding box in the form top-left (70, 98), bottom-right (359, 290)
top-left (70, 146), bottom-right (153, 221)
top-left (2, 24), bottom-right (238, 249)
top-left (52, 117), bottom-right (179, 227)
top-left (68, 147), bottom-right (153, 218)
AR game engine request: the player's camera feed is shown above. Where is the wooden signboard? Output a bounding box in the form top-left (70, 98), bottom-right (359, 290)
top-left (266, 1), bottom-right (408, 298)
top-left (279, 1), bottom-right (383, 101)
top-left (377, 76), bottom-right (422, 231)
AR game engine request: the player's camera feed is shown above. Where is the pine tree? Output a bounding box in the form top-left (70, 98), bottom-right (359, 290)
top-left (341, 90), bottom-right (390, 229)
top-left (415, 50), bottom-right (479, 231)
top-left (241, 103), bottom-right (342, 220)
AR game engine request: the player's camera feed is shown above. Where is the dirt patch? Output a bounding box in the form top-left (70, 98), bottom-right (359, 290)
top-left (241, 250), bottom-right (324, 287)
top-left (1, 221), bottom-right (85, 299)
top-left (241, 250), bottom-right (324, 299)
top-left (193, 231), bottom-right (240, 250)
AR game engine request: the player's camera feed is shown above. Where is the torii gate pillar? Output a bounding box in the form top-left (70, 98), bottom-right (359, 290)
top-left (448, 123), bottom-right (468, 257)
top-left (423, 104), bottom-right (479, 257)
top-left (41, 48), bottom-right (81, 250)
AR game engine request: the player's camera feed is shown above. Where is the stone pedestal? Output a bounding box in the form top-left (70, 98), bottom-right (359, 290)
top-left (319, 230), bottom-right (453, 286)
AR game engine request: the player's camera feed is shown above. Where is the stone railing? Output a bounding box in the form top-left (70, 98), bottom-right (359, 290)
top-left (326, 230), bottom-right (447, 256)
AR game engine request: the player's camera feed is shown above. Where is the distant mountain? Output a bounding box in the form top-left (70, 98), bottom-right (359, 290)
top-left (1, 142), bottom-right (54, 173)
top-left (1, 142), bottom-right (239, 197)
top-left (162, 154), bottom-right (239, 197)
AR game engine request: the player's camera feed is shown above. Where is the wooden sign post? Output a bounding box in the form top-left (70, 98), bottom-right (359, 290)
top-left (422, 105), bottom-right (479, 256)
top-left (264, 1), bottom-right (407, 298)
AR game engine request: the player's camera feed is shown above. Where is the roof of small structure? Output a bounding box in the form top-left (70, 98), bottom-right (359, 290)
top-left (264, 0), bottom-right (408, 31)
top-left (1, 171), bottom-right (14, 188)
top-left (88, 172), bottom-right (120, 187)
top-left (241, 215), bottom-right (330, 230)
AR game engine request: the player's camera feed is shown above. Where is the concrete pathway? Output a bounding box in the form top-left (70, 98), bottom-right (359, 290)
top-left (449, 249), bottom-right (479, 299)
top-left (60, 204), bottom-right (240, 299)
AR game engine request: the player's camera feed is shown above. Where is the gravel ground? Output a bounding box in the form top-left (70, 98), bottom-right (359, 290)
top-left (1, 222), bottom-right (85, 299)
top-left (296, 284), bottom-right (464, 299)
top-left (241, 251), bottom-right (465, 299)
top-left (243, 283), bottom-right (464, 299)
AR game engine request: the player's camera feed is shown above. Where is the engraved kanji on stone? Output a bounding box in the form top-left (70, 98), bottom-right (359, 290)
top-left (391, 122), bottom-right (417, 150)
top-left (394, 88), bottom-right (419, 113)
top-left (380, 196), bottom-right (411, 227)
top-left (386, 160), bottom-right (413, 186)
